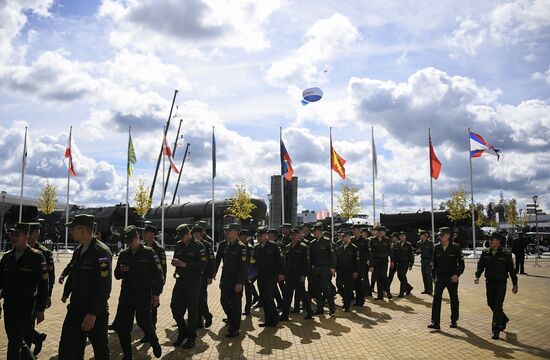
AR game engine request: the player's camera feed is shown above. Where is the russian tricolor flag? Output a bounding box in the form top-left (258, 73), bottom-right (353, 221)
top-left (470, 131), bottom-right (501, 160)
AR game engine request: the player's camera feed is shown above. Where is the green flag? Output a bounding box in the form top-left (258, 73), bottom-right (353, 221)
top-left (212, 127), bottom-right (216, 179)
top-left (128, 133), bottom-right (137, 177)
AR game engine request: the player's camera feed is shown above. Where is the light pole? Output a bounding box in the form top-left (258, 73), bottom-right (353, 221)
top-left (1, 191), bottom-right (6, 252)
top-left (532, 195), bottom-right (540, 267)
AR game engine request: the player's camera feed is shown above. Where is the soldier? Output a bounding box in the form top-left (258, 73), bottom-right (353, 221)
top-left (280, 229), bottom-right (313, 320)
top-left (336, 230), bottom-right (360, 312)
top-left (428, 227), bottom-right (465, 330)
top-left (416, 230), bottom-right (434, 295)
top-left (1, 223), bottom-right (48, 360)
top-left (387, 232), bottom-right (400, 288)
top-left (475, 232), bottom-right (519, 340)
top-left (192, 226), bottom-right (215, 329)
top-left (309, 222), bottom-right (337, 315)
top-left (58, 214), bottom-right (112, 359)
top-left (216, 223), bottom-right (247, 337)
top-left (301, 223), bottom-right (315, 246)
top-left (140, 224), bottom-right (167, 340)
top-left (114, 225), bottom-right (163, 359)
top-left (512, 232), bottom-right (528, 275)
top-left (255, 226), bottom-right (285, 327)
top-left (391, 231), bottom-right (414, 297)
top-left (171, 224), bottom-right (208, 349)
top-left (241, 229), bottom-right (259, 315)
top-left (280, 223), bottom-right (292, 247)
top-left (27, 222), bottom-right (54, 356)
top-left (351, 224), bottom-right (370, 306)
top-left (370, 226), bottom-right (393, 300)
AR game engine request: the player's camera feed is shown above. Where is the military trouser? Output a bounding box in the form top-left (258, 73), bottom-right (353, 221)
top-left (360, 263), bottom-right (372, 298)
top-left (396, 262), bottom-right (412, 295)
top-left (311, 265), bottom-right (335, 312)
top-left (258, 273), bottom-right (279, 325)
top-left (276, 280), bottom-right (285, 308)
top-left (198, 276), bottom-right (211, 324)
top-left (23, 309), bottom-right (39, 352)
top-left (58, 304), bottom-right (110, 360)
top-left (373, 259), bottom-right (390, 299)
top-left (421, 259), bottom-right (433, 293)
top-left (116, 288), bottom-right (159, 358)
top-left (514, 253), bottom-right (525, 274)
top-left (336, 270), bottom-right (354, 309)
top-left (431, 277), bottom-right (459, 325)
top-left (281, 274), bottom-right (312, 317)
top-left (387, 264), bottom-right (397, 288)
top-left (3, 299), bottom-right (36, 360)
top-left (486, 280), bottom-right (508, 331)
top-left (220, 281), bottom-right (243, 333)
top-left (171, 277), bottom-right (201, 341)
top-left (244, 278), bottom-right (259, 313)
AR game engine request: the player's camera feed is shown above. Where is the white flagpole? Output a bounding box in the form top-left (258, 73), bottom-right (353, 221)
top-left (280, 127), bottom-right (285, 226)
top-left (65, 126), bottom-right (72, 251)
top-left (429, 129), bottom-right (436, 239)
top-left (125, 125), bottom-right (130, 228)
top-left (161, 126), bottom-right (166, 248)
top-left (330, 127), bottom-right (334, 242)
top-left (372, 127), bottom-right (376, 226)
top-left (468, 128), bottom-right (476, 255)
top-left (211, 126), bottom-right (215, 244)
top-left (19, 126), bottom-right (27, 222)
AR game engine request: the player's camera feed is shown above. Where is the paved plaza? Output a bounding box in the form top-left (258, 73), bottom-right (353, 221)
top-left (1, 255), bottom-right (549, 359)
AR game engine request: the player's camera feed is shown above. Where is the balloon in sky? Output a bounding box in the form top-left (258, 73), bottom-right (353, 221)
top-left (301, 87), bottom-right (323, 106)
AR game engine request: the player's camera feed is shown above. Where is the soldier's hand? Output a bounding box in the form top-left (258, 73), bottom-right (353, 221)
top-left (512, 285), bottom-right (518, 294)
top-left (331, 268), bottom-right (336, 277)
top-left (152, 295), bottom-right (160, 307)
top-left (61, 296), bottom-right (67, 303)
top-left (234, 283), bottom-right (243, 293)
top-left (36, 311), bottom-right (45, 324)
top-left (46, 297), bottom-right (52, 309)
top-left (474, 278), bottom-right (479, 284)
top-left (207, 278), bottom-right (213, 285)
top-left (58, 276), bottom-right (65, 285)
top-left (278, 274), bottom-right (285, 282)
top-left (119, 265), bottom-right (129, 273)
top-left (352, 272), bottom-right (358, 279)
top-left (369, 267), bottom-right (373, 272)
top-left (300, 276), bottom-right (306, 283)
top-left (81, 314), bottom-right (97, 332)
top-left (171, 259), bottom-right (186, 268)
top-left (429, 262), bottom-right (433, 266)
top-left (451, 275), bottom-right (459, 283)
top-left (409, 266), bottom-right (413, 271)
top-left (390, 262), bottom-right (395, 269)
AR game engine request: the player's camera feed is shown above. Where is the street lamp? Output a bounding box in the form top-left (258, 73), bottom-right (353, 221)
top-left (1, 191), bottom-right (6, 252)
top-left (532, 195), bottom-right (540, 267)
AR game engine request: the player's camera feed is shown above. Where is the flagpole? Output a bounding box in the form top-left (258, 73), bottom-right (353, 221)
top-left (125, 125), bottom-right (130, 227)
top-left (468, 127), bottom-right (476, 256)
top-left (19, 126), bottom-right (27, 222)
top-left (372, 127), bottom-right (376, 226)
top-left (429, 129), bottom-right (436, 239)
top-left (65, 126), bottom-right (72, 251)
top-left (330, 127), bottom-right (334, 242)
top-left (211, 126), bottom-right (215, 245)
top-left (161, 125), bottom-right (166, 248)
top-left (280, 127), bottom-right (285, 226)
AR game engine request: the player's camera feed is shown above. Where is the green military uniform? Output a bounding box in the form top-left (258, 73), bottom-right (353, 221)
top-left (475, 232), bottom-right (518, 338)
top-left (242, 230), bottom-right (259, 315)
top-left (255, 227), bottom-right (285, 326)
top-left (58, 215), bottom-right (112, 359)
top-left (114, 226), bottom-right (163, 359)
top-left (430, 228), bottom-right (465, 328)
top-left (309, 223), bottom-right (337, 315)
top-left (351, 225), bottom-right (372, 304)
top-left (170, 224), bottom-right (207, 347)
top-left (1, 223), bottom-right (48, 360)
top-left (336, 233), bottom-right (360, 311)
top-left (193, 226), bottom-right (215, 329)
top-left (370, 226), bottom-right (393, 300)
top-left (416, 231), bottom-right (434, 294)
top-left (392, 235), bottom-right (414, 297)
top-left (218, 224), bottom-right (248, 337)
top-left (511, 233), bottom-right (528, 274)
top-left (280, 232), bottom-right (312, 319)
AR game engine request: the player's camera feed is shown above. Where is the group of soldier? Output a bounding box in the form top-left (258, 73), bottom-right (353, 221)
top-left (0, 214), bottom-right (520, 359)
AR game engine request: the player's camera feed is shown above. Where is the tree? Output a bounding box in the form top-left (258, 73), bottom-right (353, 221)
top-left (134, 179), bottom-right (152, 219)
top-left (506, 198), bottom-right (518, 233)
top-left (226, 181), bottom-right (257, 221)
top-left (336, 181), bottom-right (362, 220)
top-left (37, 181), bottom-right (57, 216)
top-left (446, 185), bottom-right (470, 225)
top-left (518, 211), bottom-right (529, 229)
top-left (474, 203), bottom-right (486, 227)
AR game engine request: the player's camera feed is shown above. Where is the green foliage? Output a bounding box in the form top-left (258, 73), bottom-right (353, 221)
top-left (337, 181), bottom-right (362, 220)
top-left (37, 181), bottom-right (57, 215)
top-left (134, 179), bottom-right (152, 218)
top-left (446, 185), bottom-right (470, 224)
top-left (226, 181), bottom-right (257, 220)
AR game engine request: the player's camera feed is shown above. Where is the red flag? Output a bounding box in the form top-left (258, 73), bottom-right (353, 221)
top-left (163, 135), bottom-right (180, 174)
top-left (331, 146), bottom-right (346, 179)
top-left (429, 134), bottom-right (442, 180)
top-left (65, 128), bottom-right (77, 177)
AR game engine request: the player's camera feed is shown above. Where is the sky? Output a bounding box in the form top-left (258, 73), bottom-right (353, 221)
top-left (0, 0), bottom-right (549, 219)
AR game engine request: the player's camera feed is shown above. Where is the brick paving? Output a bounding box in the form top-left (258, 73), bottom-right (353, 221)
top-left (1, 255), bottom-right (549, 359)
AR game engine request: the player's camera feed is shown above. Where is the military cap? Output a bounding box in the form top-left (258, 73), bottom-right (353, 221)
top-left (352, 224), bottom-right (363, 229)
top-left (176, 224), bottom-right (190, 236)
top-left (224, 224), bottom-right (230, 231)
top-left (302, 222), bottom-right (313, 229)
top-left (313, 222), bottom-right (324, 230)
top-left (390, 232), bottom-right (399, 238)
top-left (144, 224), bottom-right (158, 234)
top-left (197, 220), bottom-right (208, 229)
top-left (123, 225), bottom-right (139, 242)
top-left (399, 231), bottom-right (407, 235)
top-left (490, 232), bottom-right (503, 241)
top-left (267, 228), bottom-right (278, 235)
top-left (289, 228), bottom-right (300, 235)
top-left (437, 227), bottom-right (451, 235)
top-left (191, 226), bottom-right (203, 233)
top-left (418, 229), bottom-right (428, 235)
top-left (227, 223), bottom-right (240, 231)
top-left (295, 224), bottom-right (303, 230)
top-left (256, 226), bottom-right (268, 235)
top-left (28, 222), bottom-right (41, 232)
top-left (65, 214), bottom-right (95, 228)
top-left (375, 225), bottom-right (388, 232)
top-left (361, 227), bottom-right (369, 233)
top-left (280, 223), bottom-right (292, 229)
top-left (9, 222), bottom-right (30, 234)
top-left (239, 229), bottom-right (248, 236)
top-left (343, 229), bottom-right (353, 236)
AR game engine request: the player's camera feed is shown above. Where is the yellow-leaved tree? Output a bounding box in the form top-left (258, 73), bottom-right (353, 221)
top-left (337, 181), bottom-right (362, 220)
top-left (134, 179), bottom-right (152, 221)
top-left (226, 181), bottom-right (257, 222)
